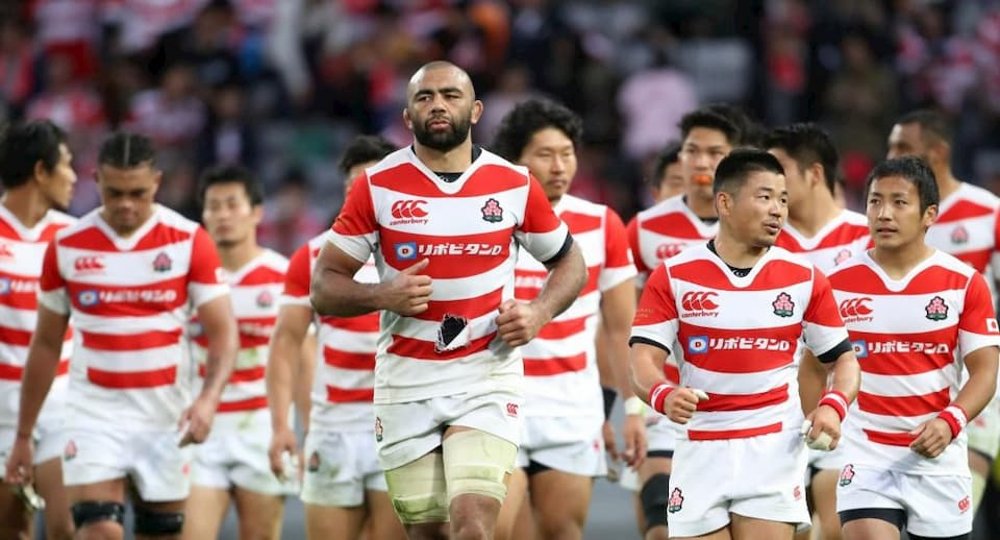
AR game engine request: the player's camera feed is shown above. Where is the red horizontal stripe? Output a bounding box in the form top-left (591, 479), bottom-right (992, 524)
top-left (863, 428), bottom-right (915, 447)
top-left (411, 287), bottom-right (504, 322)
top-left (379, 227), bottom-right (513, 279)
top-left (0, 325), bottom-right (32, 346)
top-left (238, 266), bottom-right (285, 286)
top-left (323, 347), bottom-right (376, 370)
top-left (369, 162), bottom-right (527, 197)
top-left (936, 200), bottom-right (995, 222)
top-left (640, 212), bottom-right (702, 239)
top-left (853, 328), bottom-right (958, 375)
top-left (952, 249), bottom-right (990, 274)
top-left (66, 277), bottom-right (189, 317)
top-left (238, 334), bottom-right (270, 349)
top-left (217, 396), bottom-right (268, 413)
top-left (523, 353), bottom-right (587, 376)
top-left (857, 388), bottom-right (950, 417)
top-left (670, 258), bottom-right (812, 291)
top-left (82, 329), bottom-right (182, 351)
top-left (698, 384), bottom-right (789, 412)
top-left (775, 224), bottom-right (868, 252)
top-left (321, 313), bottom-right (380, 333)
top-left (536, 316), bottom-right (587, 340)
top-left (59, 222), bottom-right (192, 252)
top-left (830, 265), bottom-right (970, 295)
top-left (198, 364), bottom-right (265, 383)
top-left (663, 363), bottom-right (680, 384)
top-left (687, 422), bottom-right (782, 441)
top-left (678, 324), bottom-right (800, 373)
top-left (560, 211), bottom-right (602, 234)
top-left (0, 360), bottom-right (69, 381)
top-left (326, 385), bottom-right (374, 403)
top-left (87, 365), bottom-right (177, 388)
top-left (387, 332), bottom-right (495, 361)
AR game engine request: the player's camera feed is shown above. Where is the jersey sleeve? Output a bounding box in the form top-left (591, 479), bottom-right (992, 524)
top-left (629, 264), bottom-right (678, 354)
top-left (281, 243), bottom-right (313, 307)
top-left (329, 175), bottom-right (378, 263)
top-left (188, 227), bottom-right (230, 307)
top-left (802, 267), bottom-right (849, 356)
top-left (514, 175), bottom-right (570, 263)
top-left (958, 271), bottom-right (1000, 356)
top-left (598, 207), bottom-right (637, 292)
top-left (37, 240), bottom-right (69, 315)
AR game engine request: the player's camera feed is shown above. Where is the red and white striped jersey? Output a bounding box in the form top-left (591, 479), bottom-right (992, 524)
top-left (631, 245), bottom-right (848, 441)
top-left (191, 249), bottom-right (287, 423)
top-left (829, 251), bottom-right (1000, 475)
top-left (0, 206), bottom-right (75, 429)
top-left (282, 232), bottom-right (379, 432)
top-left (775, 210), bottom-right (870, 273)
top-left (38, 205), bottom-right (229, 429)
top-left (515, 195), bottom-right (636, 418)
top-left (626, 194), bottom-right (718, 285)
top-left (926, 182), bottom-right (1000, 294)
top-left (329, 147), bottom-right (569, 404)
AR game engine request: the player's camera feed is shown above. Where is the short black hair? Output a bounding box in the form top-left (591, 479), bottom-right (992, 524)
top-left (338, 135), bottom-right (397, 175)
top-left (713, 148), bottom-right (785, 195)
top-left (98, 132), bottom-right (156, 168)
top-left (764, 123), bottom-right (840, 194)
top-left (197, 164), bottom-right (263, 207)
top-left (490, 98), bottom-right (583, 162)
top-left (680, 104), bottom-right (755, 147)
top-left (649, 141), bottom-right (681, 187)
top-left (864, 156), bottom-right (940, 214)
top-left (896, 109), bottom-right (953, 146)
top-left (0, 120), bottom-right (67, 189)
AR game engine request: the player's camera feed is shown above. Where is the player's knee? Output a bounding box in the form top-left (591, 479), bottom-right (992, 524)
top-left (133, 506), bottom-right (184, 536)
top-left (385, 453), bottom-right (450, 525)
top-left (442, 430), bottom-right (517, 504)
top-left (71, 501), bottom-right (125, 531)
top-left (640, 473), bottom-right (670, 532)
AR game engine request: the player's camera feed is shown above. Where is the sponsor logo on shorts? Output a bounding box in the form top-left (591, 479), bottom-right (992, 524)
top-left (959, 495), bottom-right (971, 513)
top-left (375, 417), bottom-right (383, 443)
top-left (772, 292), bottom-right (795, 317)
top-left (481, 198), bottom-right (503, 223)
top-left (308, 451), bottom-right (320, 473)
top-left (925, 296), bottom-right (948, 321)
top-left (506, 402), bottom-right (519, 418)
top-left (838, 464), bottom-right (855, 487)
top-left (667, 487), bottom-right (684, 513)
top-left (793, 485), bottom-right (802, 501)
top-left (64, 440), bottom-right (77, 461)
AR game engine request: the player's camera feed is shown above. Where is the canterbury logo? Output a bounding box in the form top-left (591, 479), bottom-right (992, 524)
top-left (74, 256), bottom-right (105, 272)
top-left (839, 297), bottom-right (873, 318)
top-left (681, 291), bottom-right (719, 311)
top-left (391, 200), bottom-right (428, 219)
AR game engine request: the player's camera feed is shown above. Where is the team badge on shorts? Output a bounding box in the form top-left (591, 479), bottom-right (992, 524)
top-left (481, 198), bottom-right (503, 223)
top-left (667, 487), bottom-right (684, 513)
top-left (772, 292), bottom-right (795, 317)
top-left (838, 464), bottom-right (855, 487)
top-left (925, 296), bottom-right (949, 321)
top-left (153, 252), bottom-right (172, 272)
top-left (63, 440), bottom-right (77, 461)
top-left (375, 417), bottom-right (383, 443)
top-left (308, 451), bottom-right (320, 472)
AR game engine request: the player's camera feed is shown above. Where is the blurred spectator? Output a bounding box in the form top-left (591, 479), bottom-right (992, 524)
top-left (25, 52), bottom-right (104, 133)
top-left (616, 51), bottom-right (697, 161)
top-left (257, 167), bottom-right (323, 255)
top-left (196, 82), bottom-right (257, 170)
top-left (128, 62), bottom-right (205, 150)
top-left (29, 0), bottom-right (100, 80)
top-left (0, 19), bottom-right (34, 117)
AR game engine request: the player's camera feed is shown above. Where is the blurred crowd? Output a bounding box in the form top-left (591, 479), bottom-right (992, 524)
top-left (0, 0), bottom-right (999, 252)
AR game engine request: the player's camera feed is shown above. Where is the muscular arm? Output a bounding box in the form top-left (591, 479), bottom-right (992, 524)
top-left (267, 304), bottom-right (314, 433)
top-left (957, 346), bottom-right (999, 421)
top-left (798, 350), bottom-right (828, 415)
top-left (823, 349), bottom-right (861, 406)
top-left (196, 295), bottom-right (238, 403)
top-left (295, 330), bottom-right (317, 432)
top-left (629, 342), bottom-right (669, 402)
top-left (601, 279), bottom-right (638, 399)
top-left (309, 244), bottom-right (370, 317)
top-left (15, 306), bottom-right (69, 439)
top-left (534, 241), bottom-right (586, 321)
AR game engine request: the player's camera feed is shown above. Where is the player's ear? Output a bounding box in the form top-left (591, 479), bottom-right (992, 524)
top-left (922, 203), bottom-right (938, 228)
top-left (402, 107), bottom-right (413, 130)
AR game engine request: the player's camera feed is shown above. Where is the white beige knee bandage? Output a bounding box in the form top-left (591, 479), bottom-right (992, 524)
top-left (442, 430), bottom-right (517, 504)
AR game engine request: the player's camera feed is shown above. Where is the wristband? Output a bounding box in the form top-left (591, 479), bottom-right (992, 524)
top-left (818, 390), bottom-right (849, 421)
top-left (648, 382), bottom-right (674, 415)
top-left (624, 396), bottom-right (645, 416)
top-left (602, 387), bottom-right (617, 420)
top-left (937, 405), bottom-right (969, 439)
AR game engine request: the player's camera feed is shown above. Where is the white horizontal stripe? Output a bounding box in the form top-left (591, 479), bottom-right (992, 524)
top-left (831, 290), bottom-right (966, 334)
top-left (279, 294), bottom-right (311, 307)
top-left (379, 254), bottom-right (516, 302)
top-left (685, 401), bottom-right (798, 434)
top-left (860, 369), bottom-right (954, 398)
top-left (557, 292), bottom-right (601, 320)
top-left (671, 280), bottom-right (812, 330)
top-left (328, 232), bottom-right (376, 264)
top-left (851, 407), bottom-right (936, 432)
top-left (517, 225), bottom-right (570, 264)
top-left (958, 330), bottom-right (1000, 358)
top-left (681, 361), bottom-right (794, 395)
top-left (71, 310), bottom-right (189, 333)
top-left (0, 304), bottom-right (38, 329)
top-left (599, 265), bottom-right (636, 292)
top-left (370, 185), bottom-right (527, 236)
top-left (37, 289), bottom-right (69, 315)
top-left (804, 323), bottom-right (850, 357)
top-left (189, 283), bottom-right (229, 308)
top-left (82, 347), bottom-right (184, 371)
top-left (229, 283), bottom-right (283, 315)
top-left (927, 214), bottom-right (995, 252)
top-left (58, 244), bottom-right (194, 286)
top-left (631, 322), bottom-right (677, 354)
top-left (319, 327), bottom-right (378, 354)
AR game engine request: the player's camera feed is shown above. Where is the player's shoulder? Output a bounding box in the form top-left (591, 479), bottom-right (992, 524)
top-left (956, 182), bottom-right (1000, 208)
top-left (826, 251), bottom-right (871, 282)
top-left (838, 209), bottom-right (869, 227)
top-left (54, 208), bottom-right (101, 242)
top-left (766, 245), bottom-right (818, 271)
top-left (928, 249), bottom-right (979, 279)
top-left (154, 204), bottom-right (202, 234)
top-left (636, 194), bottom-right (685, 221)
top-left (662, 241), bottom-right (711, 268)
top-left (259, 248), bottom-right (290, 271)
top-left (45, 209), bottom-right (78, 228)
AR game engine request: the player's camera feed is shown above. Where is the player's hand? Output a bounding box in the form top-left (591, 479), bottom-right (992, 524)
top-left (664, 388), bottom-right (707, 424)
top-left (495, 300), bottom-right (548, 347)
top-left (621, 413), bottom-right (647, 468)
top-left (177, 395), bottom-right (217, 447)
top-left (909, 418), bottom-right (953, 458)
top-left (602, 420), bottom-right (619, 462)
top-left (4, 436), bottom-right (33, 486)
top-left (804, 404), bottom-right (843, 451)
top-left (380, 258), bottom-right (432, 316)
top-left (268, 425), bottom-right (300, 480)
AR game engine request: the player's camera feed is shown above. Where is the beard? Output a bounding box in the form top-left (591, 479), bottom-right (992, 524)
top-left (412, 113), bottom-right (472, 152)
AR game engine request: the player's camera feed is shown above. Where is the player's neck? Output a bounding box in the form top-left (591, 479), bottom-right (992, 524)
top-left (870, 242), bottom-right (934, 280)
top-left (413, 139), bottom-right (473, 173)
top-left (935, 169), bottom-right (962, 201)
top-left (713, 231), bottom-right (768, 269)
top-left (788, 194), bottom-right (840, 237)
top-left (0, 188), bottom-right (50, 229)
top-left (219, 240), bottom-right (263, 272)
top-left (685, 191), bottom-right (716, 219)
